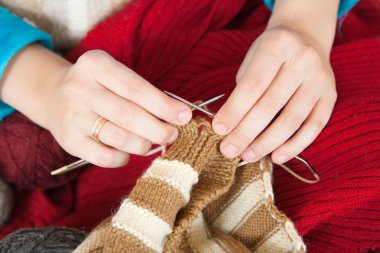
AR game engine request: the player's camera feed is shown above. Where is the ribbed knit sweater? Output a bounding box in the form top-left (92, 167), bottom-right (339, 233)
top-left (74, 119), bottom-right (305, 253)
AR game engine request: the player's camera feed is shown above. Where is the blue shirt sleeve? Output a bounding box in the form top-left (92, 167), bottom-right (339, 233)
top-left (0, 7), bottom-right (53, 120)
top-left (263, 0), bottom-right (360, 18)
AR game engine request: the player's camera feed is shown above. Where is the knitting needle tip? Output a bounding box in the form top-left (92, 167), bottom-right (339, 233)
top-left (164, 91), bottom-right (216, 117)
top-left (51, 159), bottom-right (89, 176)
top-left (50, 166), bottom-right (70, 176)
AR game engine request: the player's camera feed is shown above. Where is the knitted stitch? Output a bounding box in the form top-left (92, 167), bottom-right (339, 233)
top-left (74, 118), bottom-right (305, 253)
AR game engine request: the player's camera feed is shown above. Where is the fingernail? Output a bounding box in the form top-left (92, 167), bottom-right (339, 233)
top-left (242, 150), bottom-right (257, 162)
top-left (223, 144), bottom-right (239, 158)
top-left (168, 129), bottom-right (178, 144)
top-left (275, 154), bottom-right (287, 164)
top-left (178, 109), bottom-right (192, 124)
top-left (214, 123), bottom-right (228, 135)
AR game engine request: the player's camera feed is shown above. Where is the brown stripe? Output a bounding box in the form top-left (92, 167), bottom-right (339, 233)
top-left (104, 227), bottom-right (155, 253)
top-left (165, 134), bottom-right (239, 250)
top-left (232, 203), bottom-right (281, 249)
top-left (260, 157), bottom-right (272, 173)
top-left (129, 177), bottom-right (186, 226)
top-left (163, 119), bottom-right (230, 172)
top-left (209, 226), bottom-right (252, 253)
top-left (204, 161), bottom-right (262, 223)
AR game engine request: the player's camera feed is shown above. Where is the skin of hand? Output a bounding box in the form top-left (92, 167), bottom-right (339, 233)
top-left (212, 0), bottom-right (340, 164)
top-left (0, 46), bottom-right (192, 167)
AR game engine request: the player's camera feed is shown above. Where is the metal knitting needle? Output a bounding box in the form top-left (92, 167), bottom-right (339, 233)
top-left (191, 94), bottom-right (224, 111)
top-left (238, 156), bottom-right (320, 184)
top-left (166, 91), bottom-right (320, 184)
top-left (164, 91), bottom-right (216, 117)
top-left (143, 94), bottom-right (225, 156)
top-left (51, 93), bottom-right (225, 176)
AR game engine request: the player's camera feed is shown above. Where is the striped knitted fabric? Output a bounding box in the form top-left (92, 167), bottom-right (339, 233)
top-left (74, 118), bottom-right (305, 253)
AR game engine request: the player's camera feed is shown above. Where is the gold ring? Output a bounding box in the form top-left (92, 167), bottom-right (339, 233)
top-left (91, 116), bottom-right (108, 141)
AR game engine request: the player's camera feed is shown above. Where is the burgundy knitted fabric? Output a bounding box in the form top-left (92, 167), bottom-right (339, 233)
top-left (0, 113), bottom-right (77, 189)
top-left (0, 1), bottom-right (379, 252)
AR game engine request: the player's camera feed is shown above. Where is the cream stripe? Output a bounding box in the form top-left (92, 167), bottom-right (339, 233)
top-left (67, 0), bottom-right (88, 40)
top-left (284, 221), bottom-right (306, 252)
top-left (254, 226), bottom-right (298, 253)
top-left (112, 200), bottom-right (171, 253)
top-left (142, 159), bottom-right (198, 201)
top-left (189, 214), bottom-right (227, 253)
top-left (263, 172), bottom-right (274, 199)
top-left (212, 179), bottom-right (265, 233)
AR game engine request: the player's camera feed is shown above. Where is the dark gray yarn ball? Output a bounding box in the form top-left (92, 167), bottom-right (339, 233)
top-left (0, 227), bottom-right (86, 253)
top-left (0, 176), bottom-right (13, 228)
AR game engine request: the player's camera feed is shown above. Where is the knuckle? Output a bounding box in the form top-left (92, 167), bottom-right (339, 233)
top-left (62, 77), bottom-right (80, 97)
top-left (124, 81), bottom-right (143, 99)
top-left (77, 50), bottom-right (109, 67)
top-left (114, 106), bottom-right (135, 128)
top-left (137, 141), bottom-right (152, 155)
top-left (274, 29), bottom-right (294, 43)
top-left (316, 71), bottom-right (330, 85)
top-left (261, 98), bottom-right (280, 114)
top-left (311, 117), bottom-right (329, 131)
top-left (238, 75), bottom-right (265, 90)
top-left (229, 131), bottom-right (252, 150)
top-left (108, 129), bottom-right (128, 150)
top-left (250, 143), bottom-right (267, 158)
top-left (265, 29), bottom-right (293, 52)
top-left (118, 154), bottom-right (131, 167)
top-left (283, 111), bottom-right (305, 130)
top-left (158, 127), bottom-right (175, 145)
top-left (296, 47), bottom-right (319, 68)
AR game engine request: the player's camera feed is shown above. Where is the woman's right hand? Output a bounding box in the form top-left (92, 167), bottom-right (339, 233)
top-left (45, 50), bottom-right (192, 167)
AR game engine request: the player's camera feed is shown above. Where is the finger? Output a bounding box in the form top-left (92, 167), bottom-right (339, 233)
top-left (241, 82), bottom-right (320, 162)
top-left (66, 134), bottom-right (130, 168)
top-left (219, 63), bottom-right (304, 158)
top-left (213, 32), bottom-right (295, 135)
top-left (69, 111), bottom-right (152, 155)
top-left (97, 120), bottom-right (152, 155)
top-left (271, 95), bottom-right (336, 164)
top-left (88, 87), bottom-right (178, 145)
top-left (78, 51), bottom-right (192, 125)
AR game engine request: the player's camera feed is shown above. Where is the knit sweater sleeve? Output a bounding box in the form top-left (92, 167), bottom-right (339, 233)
top-left (0, 6), bottom-right (53, 120)
top-left (263, 0), bottom-right (360, 18)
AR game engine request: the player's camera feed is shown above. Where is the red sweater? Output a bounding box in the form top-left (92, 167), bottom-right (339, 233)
top-left (0, 0), bottom-right (379, 252)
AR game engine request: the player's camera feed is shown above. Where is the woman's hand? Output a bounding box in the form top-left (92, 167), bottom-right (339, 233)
top-left (212, 27), bottom-right (337, 164)
top-left (44, 50), bottom-right (192, 167)
top-left (1, 45), bottom-right (192, 168)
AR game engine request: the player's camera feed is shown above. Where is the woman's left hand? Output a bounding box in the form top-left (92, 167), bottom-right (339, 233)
top-left (212, 27), bottom-right (337, 164)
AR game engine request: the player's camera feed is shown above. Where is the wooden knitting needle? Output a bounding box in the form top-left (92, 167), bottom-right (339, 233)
top-left (51, 93), bottom-right (225, 176)
top-left (51, 159), bottom-right (89, 176)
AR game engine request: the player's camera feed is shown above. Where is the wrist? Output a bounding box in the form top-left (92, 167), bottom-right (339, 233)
top-left (266, 0), bottom-right (339, 56)
top-left (0, 44), bottom-right (71, 128)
